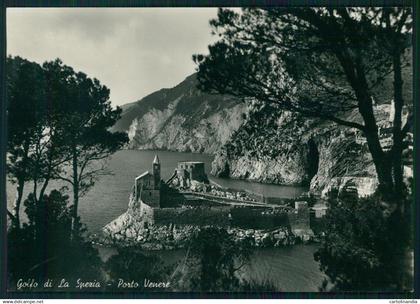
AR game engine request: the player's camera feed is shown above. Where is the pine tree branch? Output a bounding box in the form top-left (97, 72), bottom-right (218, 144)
top-left (401, 113), bottom-right (413, 137)
top-left (7, 209), bottom-right (16, 221)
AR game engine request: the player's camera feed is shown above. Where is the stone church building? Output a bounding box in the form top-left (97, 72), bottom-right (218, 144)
top-left (134, 154), bottom-right (162, 209)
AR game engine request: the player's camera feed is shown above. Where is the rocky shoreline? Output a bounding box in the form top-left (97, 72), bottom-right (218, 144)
top-left (91, 224), bottom-right (317, 251)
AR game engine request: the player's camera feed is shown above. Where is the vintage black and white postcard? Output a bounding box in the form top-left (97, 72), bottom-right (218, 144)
top-left (0, 2), bottom-right (417, 300)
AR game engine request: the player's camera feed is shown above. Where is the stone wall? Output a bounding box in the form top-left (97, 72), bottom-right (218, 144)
top-left (140, 188), bottom-right (160, 208)
top-left (230, 207), bottom-right (289, 229)
top-left (140, 201), bottom-right (155, 227)
top-left (263, 196), bottom-right (288, 205)
top-left (153, 206), bottom-right (231, 227)
top-left (287, 205), bottom-right (312, 239)
top-left (190, 163), bottom-right (206, 182)
top-left (244, 190), bottom-right (264, 202)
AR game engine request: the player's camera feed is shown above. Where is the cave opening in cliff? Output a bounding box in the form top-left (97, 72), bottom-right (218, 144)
top-left (307, 138), bottom-right (319, 183)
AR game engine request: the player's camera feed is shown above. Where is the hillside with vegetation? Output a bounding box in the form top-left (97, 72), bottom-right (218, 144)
top-left (113, 74), bottom-right (246, 154)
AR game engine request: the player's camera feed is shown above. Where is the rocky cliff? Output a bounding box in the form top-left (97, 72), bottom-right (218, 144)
top-left (211, 50), bottom-right (413, 195)
top-left (113, 74), bottom-right (246, 154)
top-left (210, 101), bottom-right (398, 196)
top-left (115, 59), bottom-right (412, 196)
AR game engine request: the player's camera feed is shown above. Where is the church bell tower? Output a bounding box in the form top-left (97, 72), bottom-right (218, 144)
top-left (153, 154), bottom-right (161, 189)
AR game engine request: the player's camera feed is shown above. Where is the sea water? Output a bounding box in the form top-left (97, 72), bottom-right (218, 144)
top-left (6, 149), bottom-right (324, 291)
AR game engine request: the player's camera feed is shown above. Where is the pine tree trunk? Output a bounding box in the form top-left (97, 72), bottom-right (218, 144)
top-left (71, 144), bottom-right (79, 235)
top-left (12, 141), bottom-right (31, 229)
top-left (391, 46), bottom-right (411, 291)
top-left (361, 118), bottom-right (395, 202)
top-left (12, 178), bottom-right (24, 229)
top-left (374, 159), bottom-right (395, 199)
top-left (349, 61), bottom-right (397, 201)
top-left (391, 49), bottom-right (405, 201)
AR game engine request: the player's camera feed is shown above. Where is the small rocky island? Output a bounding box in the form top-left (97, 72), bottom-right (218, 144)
top-left (101, 155), bottom-right (317, 250)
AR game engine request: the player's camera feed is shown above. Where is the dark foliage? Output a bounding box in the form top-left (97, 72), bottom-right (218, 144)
top-left (6, 56), bottom-right (68, 228)
top-left (6, 56), bottom-right (128, 229)
top-left (6, 55), bottom-right (128, 290)
top-left (105, 247), bottom-right (172, 291)
top-left (175, 227), bottom-right (252, 292)
top-left (7, 190), bottom-right (103, 289)
top-left (314, 190), bottom-right (412, 291)
top-left (40, 59), bottom-right (129, 224)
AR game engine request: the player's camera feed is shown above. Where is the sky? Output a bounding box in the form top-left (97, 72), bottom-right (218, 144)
top-left (7, 8), bottom-right (220, 107)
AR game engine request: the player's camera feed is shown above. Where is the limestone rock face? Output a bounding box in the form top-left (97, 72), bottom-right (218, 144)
top-left (211, 108), bottom-right (314, 185)
top-left (211, 107), bottom-right (318, 186)
top-left (212, 150), bottom-right (309, 185)
top-left (209, 53), bottom-right (413, 195)
top-left (309, 128), bottom-right (377, 195)
top-left (102, 212), bottom-right (133, 239)
top-left (320, 177), bottom-right (379, 199)
top-left (128, 103), bottom-right (246, 154)
top-left (211, 104), bottom-right (380, 195)
top-left (113, 73), bottom-right (246, 154)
